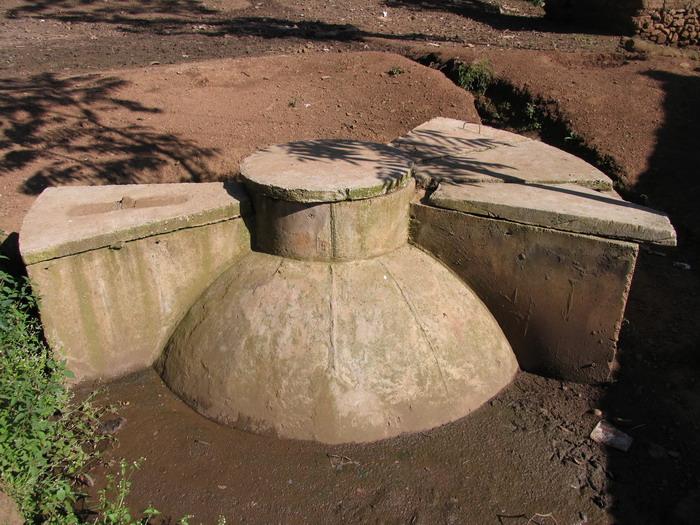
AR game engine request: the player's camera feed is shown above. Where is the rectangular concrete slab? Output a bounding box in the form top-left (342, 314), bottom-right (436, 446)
top-left (430, 182), bottom-right (676, 246)
top-left (20, 182), bottom-right (250, 264)
top-left (410, 203), bottom-right (639, 384)
top-left (391, 117), bottom-right (613, 190)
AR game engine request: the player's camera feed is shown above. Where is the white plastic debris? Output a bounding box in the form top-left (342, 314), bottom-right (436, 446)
top-left (673, 261), bottom-right (692, 271)
top-left (590, 420), bottom-right (633, 452)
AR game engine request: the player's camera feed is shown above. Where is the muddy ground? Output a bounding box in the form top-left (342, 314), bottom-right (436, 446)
top-left (1, 1), bottom-right (699, 524)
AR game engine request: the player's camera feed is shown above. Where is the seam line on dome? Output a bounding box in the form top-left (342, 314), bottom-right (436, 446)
top-left (379, 260), bottom-right (449, 396)
top-left (328, 264), bottom-right (337, 372)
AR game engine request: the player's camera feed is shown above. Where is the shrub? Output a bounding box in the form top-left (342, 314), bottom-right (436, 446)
top-left (387, 66), bottom-right (404, 77)
top-left (92, 459), bottom-right (160, 525)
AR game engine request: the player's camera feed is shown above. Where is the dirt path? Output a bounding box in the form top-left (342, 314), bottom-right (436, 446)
top-left (1, 2), bottom-right (699, 524)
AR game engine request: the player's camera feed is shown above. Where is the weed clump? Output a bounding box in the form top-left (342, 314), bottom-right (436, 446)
top-left (0, 258), bottom-right (105, 524)
top-left (387, 66), bottom-right (405, 77)
top-left (0, 258), bottom-right (226, 523)
top-left (456, 60), bottom-right (493, 96)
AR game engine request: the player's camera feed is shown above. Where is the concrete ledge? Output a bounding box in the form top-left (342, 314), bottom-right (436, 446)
top-left (21, 183), bottom-right (252, 383)
top-left (21, 182), bottom-right (250, 264)
top-left (391, 118), bottom-right (613, 190)
top-left (410, 203), bottom-right (638, 383)
top-left (430, 182), bottom-right (677, 246)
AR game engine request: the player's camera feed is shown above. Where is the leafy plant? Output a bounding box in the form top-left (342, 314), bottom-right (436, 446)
top-left (456, 59), bottom-right (494, 96)
top-left (387, 66), bottom-right (404, 77)
top-left (0, 258), bottom-right (108, 524)
top-left (524, 102), bottom-right (543, 131)
top-left (1, 259), bottom-right (225, 523)
top-left (92, 459), bottom-right (160, 525)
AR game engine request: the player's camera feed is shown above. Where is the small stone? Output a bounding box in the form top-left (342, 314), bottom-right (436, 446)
top-left (590, 420), bottom-right (633, 452)
top-left (98, 416), bottom-right (127, 435)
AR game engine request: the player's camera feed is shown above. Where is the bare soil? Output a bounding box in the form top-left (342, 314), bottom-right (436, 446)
top-left (1, 1), bottom-right (699, 524)
top-left (0, 51), bottom-right (477, 233)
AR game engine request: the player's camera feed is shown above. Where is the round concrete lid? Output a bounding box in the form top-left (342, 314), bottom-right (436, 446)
top-left (240, 140), bottom-right (413, 203)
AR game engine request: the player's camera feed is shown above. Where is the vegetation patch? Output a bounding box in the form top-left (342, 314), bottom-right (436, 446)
top-left (387, 66), bottom-right (405, 77)
top-left (0, 258), bottom-right (108, 523)
top-left (0, 254), bottom-right (224, 525)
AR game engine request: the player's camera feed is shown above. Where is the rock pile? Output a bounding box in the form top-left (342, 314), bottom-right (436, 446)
top-left (634, 6), bottom-right (700, 46)
top-left (545, 0), bottom-right (700, 47)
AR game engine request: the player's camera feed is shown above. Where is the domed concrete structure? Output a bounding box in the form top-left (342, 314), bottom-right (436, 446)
top-left (158, 140), bottom-right (518, 443)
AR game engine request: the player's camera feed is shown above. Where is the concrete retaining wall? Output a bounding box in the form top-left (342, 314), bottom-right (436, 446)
top-left (21, 183), bottom-right (252, 383)
top-left (410, 203), bottom-right (638, 383)
top-left (19, 123), bottom-right (675, 387)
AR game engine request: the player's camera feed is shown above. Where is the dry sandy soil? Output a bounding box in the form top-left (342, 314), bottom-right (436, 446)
top-left (1, 1), bottom-right (699, 524)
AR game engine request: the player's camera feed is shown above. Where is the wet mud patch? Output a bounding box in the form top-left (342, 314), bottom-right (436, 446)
top-left (85, 368), bottom-right (609, 524)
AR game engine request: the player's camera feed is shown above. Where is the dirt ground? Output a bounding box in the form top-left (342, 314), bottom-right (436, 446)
top-left (1, 1), bottom-right (700, 524)
top-left (0, 51), bottom-right (477, 233)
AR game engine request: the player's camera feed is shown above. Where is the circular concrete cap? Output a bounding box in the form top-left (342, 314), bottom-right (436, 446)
top-left (240, 140), bottom-right (413, 203)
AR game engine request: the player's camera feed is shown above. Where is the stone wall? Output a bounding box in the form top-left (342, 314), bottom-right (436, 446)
top-left (545, 0), bottom-right (700, 47)
top-left (634, 4), bottom-right (700, 46)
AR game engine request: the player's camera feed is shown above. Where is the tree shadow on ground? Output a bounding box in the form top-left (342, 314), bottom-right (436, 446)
top-left (385, 0), bottom-right (626, 35)
top-left (0, 73), bottom-right (216, 194)
top-left (634, 70), bottom-right (700, 250)
top-left (6, 0), bottom-right (218, 19)
top-left (4, 0), bottom-right (459, 43)
top-left (602, 69), bottom-right (700, 524)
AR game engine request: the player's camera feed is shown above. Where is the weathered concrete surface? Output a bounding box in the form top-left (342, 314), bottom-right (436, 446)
top-left (21, 182), bottom-right (249, 264)
top-left (253, 181), bottom-right (413, 261)
top-left (158, 244), bottom-right (518, 444)
top-left (430, 182), bottom-right (676, 246)
top-left (391, 118), bottom-right (613, 190)
top-left (240, 140), bottom-right (413, 202)
top-left (21, 184), bottom-right (252, 383)
top-left (0, 490), bottom-right (23, 525)
top-left (410, 203), bottom-right (638, 383)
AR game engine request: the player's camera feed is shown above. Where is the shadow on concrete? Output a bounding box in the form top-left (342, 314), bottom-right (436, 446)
top-left (4, 0), bottom-right (459, 44)
top-left (600, 69), bottom-right (700, 523)
top-left (280, 140), bottom-right (414, 184)
top-left (0, 73), bottom-right (216, 194)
